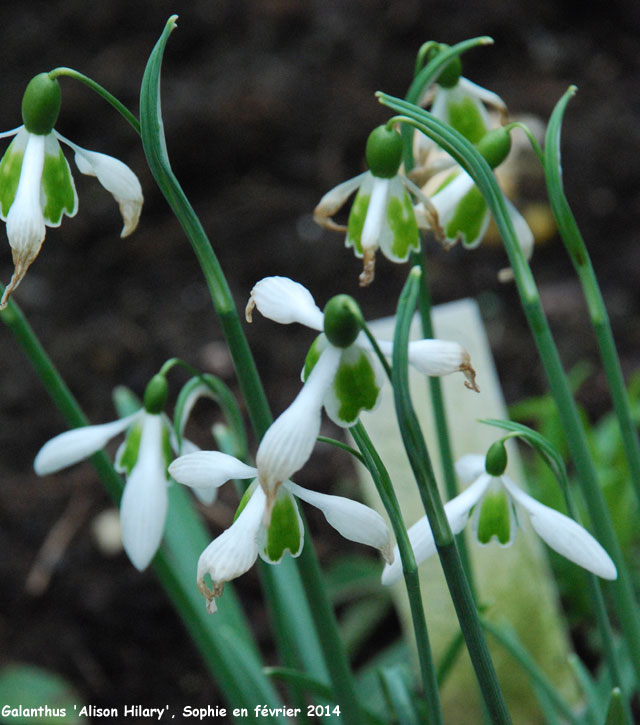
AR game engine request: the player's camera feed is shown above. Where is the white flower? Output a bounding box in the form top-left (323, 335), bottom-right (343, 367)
top-left (382, 453), bottom-right (617, 585)
top-left (246, 275), bottom-right (478, 428)
top-left (34, 408), bottom-right (170, 571)
top-left (414, 167), bottom-right (533, 267)
top-left (0, 125), bottom-right (143, 307)
top-left (414, 76), bottom-right (507, 168)
top-left (313, 170), bottom-right (440, 286)
top-left (169, 347), bottom-right (393, 613)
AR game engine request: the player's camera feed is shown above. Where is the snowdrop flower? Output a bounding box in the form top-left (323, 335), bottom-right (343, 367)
top-left (413, 128), bottom-right (534, 277)
top-left (382, 452), bottom-right (617, 585)
top-left (0, 73), bottom-right (143, 307)
top-left (413, 46), bottom-right (508, 169)
top-left (169, 346), bottom-right (393, 613)
top-left (246, 275), bottom-right (477, 428)
top-left (314, 125), bottom-right (441, 286)
top-left (34, 376), bottom-right (172, 571)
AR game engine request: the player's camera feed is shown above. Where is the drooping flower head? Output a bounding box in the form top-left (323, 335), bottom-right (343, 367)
top-left (413, 44), bottom-right (508, 170)
top-left (314, 125), bottom-right (441, 286)
top-left (382, 447), bottom-right (617, 586)
top-left (246, 276), bottom-right (478, 429)
top-left (169, 348), bottom-right (393, 613)
top-left (0, 73), bottom-right (143, 307)
top-left (34, 375), bottom-right (173, 571)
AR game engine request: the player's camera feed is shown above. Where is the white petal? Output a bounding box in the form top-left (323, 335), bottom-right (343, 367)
top-left (256, 345), bottom-right (341, 494)
top-left (313, 172), bottom-right (367, 229)
top-left (360, 176), bottom-right (390, 252)
top-left (119, 414), bottom-right (169, 570)
top-left (58, 134), bottom-right (143, 237)
top-left (381, 516), bottom-right (434, 586)
top-left (501, 477), bottom-right (617, 580)
top-left (446, 472), bottom-right (492, 533)
top-left (457, 77), bottom-right (507, 114)
top-left (247, 276), bottom-right (324, 331)
top-left (382, 473), bottom-right (491, 585)
top-left (287, 481), bottom-right (393, 563)
top-left (34, 411), bottom-right (141, 475)
top-left (430, 170), bottom-right (475, 222)
top-left (455, 454), bottom-right (487, 485)
top-left (197, 487), bottom-right (266, 613)
top-left (178, 439), bottom-right (218, 505)
top-left (168, 451), bottom-right (257, 489)
top-left (408, 339), bottom-right (469, 376)
top-left (3, 131), bottom-right (46, 304)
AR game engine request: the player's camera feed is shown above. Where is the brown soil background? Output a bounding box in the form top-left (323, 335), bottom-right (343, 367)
top-left (2, 0), bottom-right (640, 720)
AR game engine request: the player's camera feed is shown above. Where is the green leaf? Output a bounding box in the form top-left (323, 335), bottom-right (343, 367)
top-left (378, 664), bottom-right (420, 725)
top-left (0, 664), bottom-right (83, 724)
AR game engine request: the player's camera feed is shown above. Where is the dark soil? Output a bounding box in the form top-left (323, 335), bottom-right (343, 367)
top-left (2, 0), bottom-right (640, 721)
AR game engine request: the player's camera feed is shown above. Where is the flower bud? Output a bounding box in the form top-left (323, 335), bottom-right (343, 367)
top-left (365, 125), bottom-right (403, 179)
top-left (427, 44), bottom-right (462, 89)
top-left (21, 73), bottom-right (61, 135)
top-left (485, 439), bottom-right (508, 476)
top-left (323, 294), bottom-right (362, 348)
top-left (143, 374), bottom-right (169, 414)
top-left (476, 127), bottom-right (511, 169)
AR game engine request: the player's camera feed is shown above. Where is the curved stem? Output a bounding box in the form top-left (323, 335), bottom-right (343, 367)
top-left (392, 268), bottom-right (511, 724)
top-left (140, 17), bottom-right (364, 720)
top-left (48, 66), bottom-right (141, 134)
top-left (378, 94), bottom-right (640, 688)
top-left (351, 422), bottom-right (443, 724)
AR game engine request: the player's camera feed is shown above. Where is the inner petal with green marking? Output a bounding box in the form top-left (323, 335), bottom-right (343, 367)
top-left (0, 134), bottom-right (26, 218)
top-left (41, 136), bottom-right (77, 225)
top-left (384, 182), bottom-right (419, 261)
top-left (116, 422), bottom-right (142, 475)
top-left (326, 345), bottom-right (381, 426)
top-left (475, 484), bottom-right (513, 546)
top-left (444, 185), bottom-right (488, 247)
top-left (346, 187), bottom-right (370, 257)
top-left (446, 95), bottom-right (488, 145)
top-left (261, 488), bottom-right (303, 563)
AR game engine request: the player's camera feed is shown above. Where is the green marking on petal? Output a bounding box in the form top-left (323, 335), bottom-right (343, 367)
top-left (387, 189), bottom-right (419, 260)
top-left (332, 349), bottom-right (380, 425)
top-left (233, 484), bottom-right (256, 522)
top-left (161, 426), bottom-right (173, 476)
top-left (263, 490), bottom-right (302, 562)
top-left (445, 185), bottom-right (487, 245)
top-left (302, 335), bottom-right (325, 382)
top-left (346, 190), bottom-right (370, 256)
top-left (41, 146), bottom-right (76, 224)
top-left (0, 143), bottom-right (24, 218)
top-left (476, 488), bottom-right (511, 545)
top-left (118, 423), bottom-right (142, 475)
top-left (447, 96), bottom-right (488, 144)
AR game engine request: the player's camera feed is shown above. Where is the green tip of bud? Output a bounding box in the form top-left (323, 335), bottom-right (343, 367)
top-left (485, 439), bottom-right (508, 476)
top-left (427, 44), bottom-right (462, 89)
top-left (143, 374), bottom-right (169, 414)
top-left (476, 127), bottom-right (511, 169)
top-left (365, 125), bottom-right (403, 178)
top-left (323, 294), bottom-right (362, 348)
top-left (21, 73), bottom-right (61, 135)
